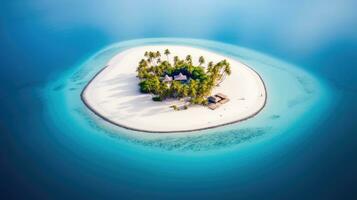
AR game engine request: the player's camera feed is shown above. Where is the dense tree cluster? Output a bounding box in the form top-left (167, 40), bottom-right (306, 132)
top-left (136, 49), bottom-right (231, 106)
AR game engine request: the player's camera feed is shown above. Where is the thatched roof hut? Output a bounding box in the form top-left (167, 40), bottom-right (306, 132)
top-left (174, 73), bottom-right (187, 81)
top-left (163, 74), bottom-right (173, 82)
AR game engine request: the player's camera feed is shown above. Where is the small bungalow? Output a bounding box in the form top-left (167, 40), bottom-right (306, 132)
top-left (162, 74), bottom-right (173, 82)
top-left (174, 73), bottom-right (187, 81)
top-left (207, 93), bottom-right (230, 110)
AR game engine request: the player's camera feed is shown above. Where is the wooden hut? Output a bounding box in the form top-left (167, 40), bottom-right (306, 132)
top-left (208, 96), bottom-right (221, 103)
top-left (207, 93), bottom-right (229, 109)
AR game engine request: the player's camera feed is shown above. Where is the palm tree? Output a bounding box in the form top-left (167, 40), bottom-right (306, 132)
top-left (217, 61), bottom-right (231, 85)
top-left (176, 82), bottom-right (184, 98)
top-left (206, 79), bottom-right (215, 95)
top-left (173, 56), bottom-right (179, 66)
top-left (199, 56), bottom-right (205, 66)
top-left (182, 85), bottom-right (189, 97)
top-left (139, 59), bottom-right (148, 67)
top-left (185, 55), bottom-right (192, 65)
top-left (155, 51), bottom-right (161, 65)
top-left (209, 62), bottom-right (221, 85)
top-left (188, 79), bottom-right (198, 97)
top-left (151, 76), bottom-right (161, 95)
top-left (164, 49), bottom-right (170, 61)
top-left (196, 80), bottom-right (204, 94)
top-left (148, 51), bottom-right (155, 65)
top-left (158, 81), bottom-right (169, 99)
top-left (223, 61), bottom-right (231, 76)
top-left (207, 61), bottom-right (213, 73)
top-left (147, 57), bottom-right (152, 66)
top-left (171, 81), bottom-right (181, 97)
top-left (137, 59), bottom-right (148, 77)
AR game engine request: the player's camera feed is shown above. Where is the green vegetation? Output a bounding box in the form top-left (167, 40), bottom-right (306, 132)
top-left (136, 49), bottom-right (231, 108)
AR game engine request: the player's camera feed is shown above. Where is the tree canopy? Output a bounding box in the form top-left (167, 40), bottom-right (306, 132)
top-left (136, 49), bottom-right (231, 106)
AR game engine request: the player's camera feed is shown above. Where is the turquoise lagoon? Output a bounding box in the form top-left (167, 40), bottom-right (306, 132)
top-left (44, 38), bottom-right (333, 152)
top-left (1, 0), bottom-right (356, 198)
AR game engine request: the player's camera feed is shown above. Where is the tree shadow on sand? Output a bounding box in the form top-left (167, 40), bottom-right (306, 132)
top-left (97, 73), bottom-right (170, 118)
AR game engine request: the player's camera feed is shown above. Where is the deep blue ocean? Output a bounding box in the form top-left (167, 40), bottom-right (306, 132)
top-left (1, 1), bottom-right (356, 199)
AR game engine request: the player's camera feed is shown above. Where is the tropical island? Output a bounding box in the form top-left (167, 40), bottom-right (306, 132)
top-left (81, 45), bottom-right (266, 133)
top-left (136, 49), bottom-right (231, 110)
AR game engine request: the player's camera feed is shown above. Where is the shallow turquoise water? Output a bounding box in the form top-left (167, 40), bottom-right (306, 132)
top-left (1, 1), bottom-right (356, 199)
top-left (44, 38), bottom-right (333, 152)
top-left (39, 37), bottom-right (336, 196)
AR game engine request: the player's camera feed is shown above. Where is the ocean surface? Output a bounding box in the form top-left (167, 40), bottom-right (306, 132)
top-left (1, 1), bottom-right (356, 199)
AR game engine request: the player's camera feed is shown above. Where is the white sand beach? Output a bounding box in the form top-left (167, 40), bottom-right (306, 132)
top-left (82, 45), bottom-right (266, 133)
